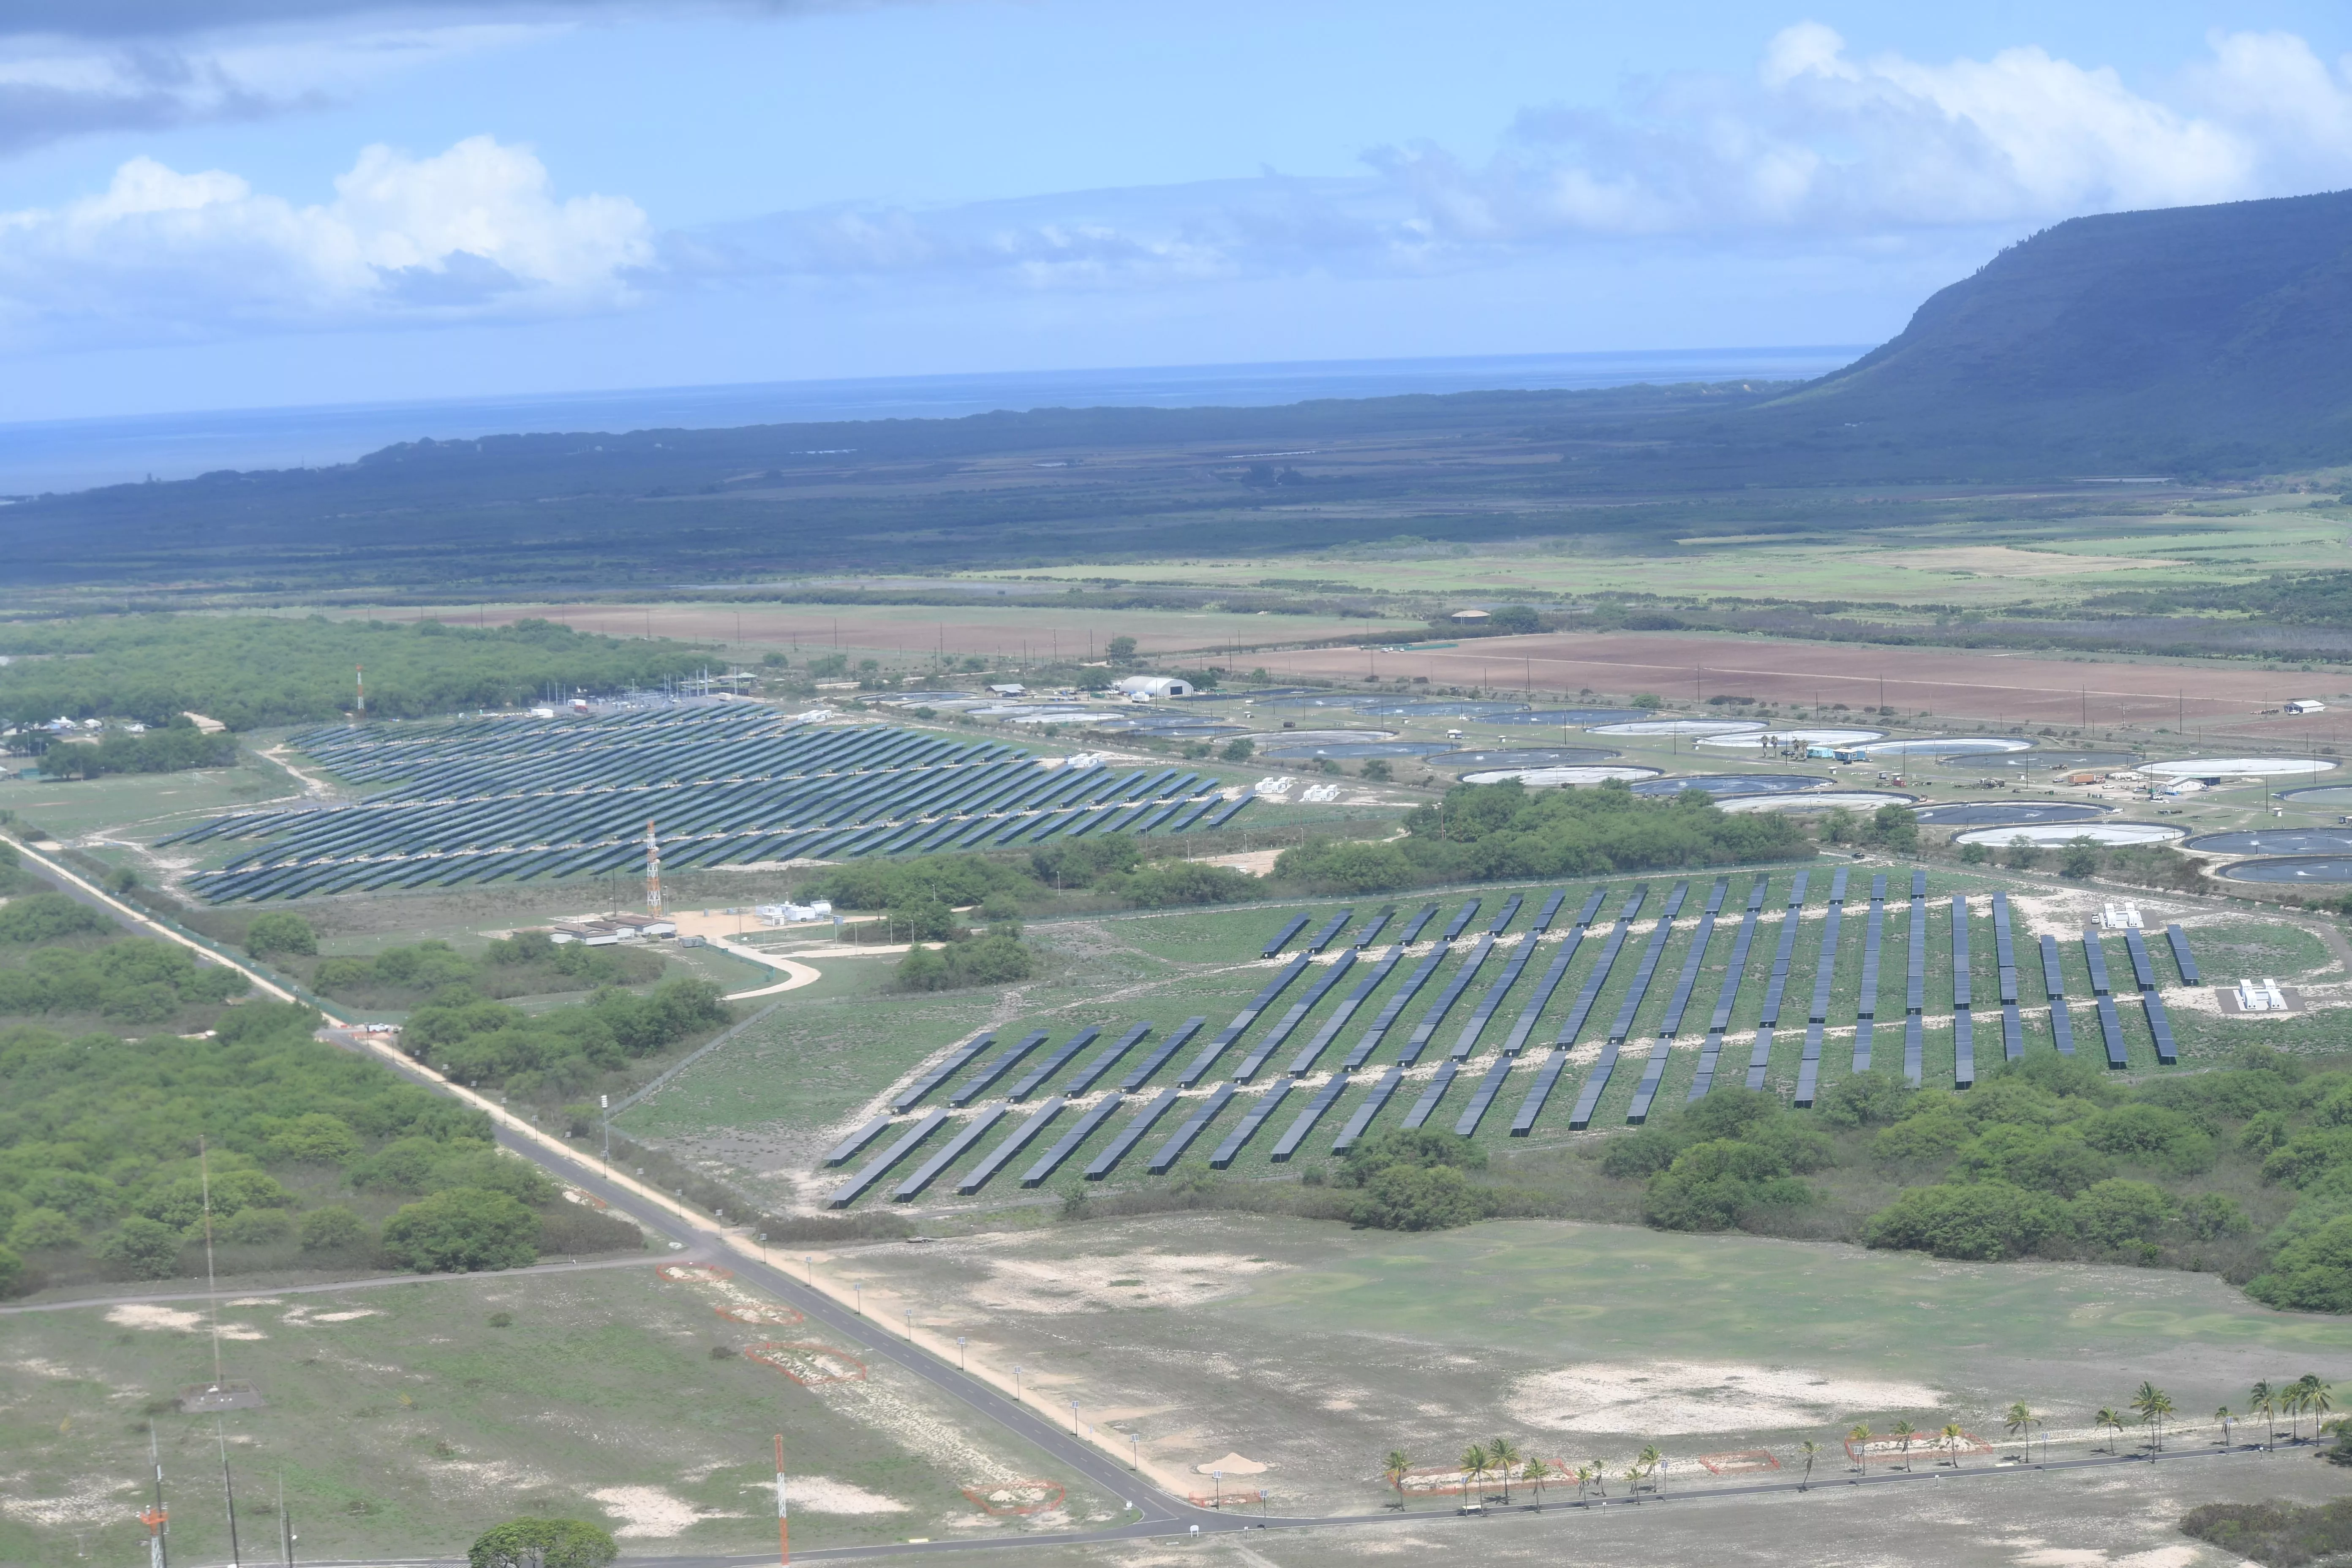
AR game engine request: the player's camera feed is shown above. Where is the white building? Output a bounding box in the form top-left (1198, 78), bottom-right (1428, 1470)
top-left (2289, 700), bottom-right (2327, 714)
top-left (1113, 675), bottom-right (1192, 698)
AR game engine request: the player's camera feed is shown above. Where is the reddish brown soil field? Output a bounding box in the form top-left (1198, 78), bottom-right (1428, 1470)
top-left (1275, 631), bottom-right (2335, 731)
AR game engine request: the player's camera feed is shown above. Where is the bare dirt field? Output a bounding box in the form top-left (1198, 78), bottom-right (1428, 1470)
top-left (1277, 631), bottom-right (2345, 734)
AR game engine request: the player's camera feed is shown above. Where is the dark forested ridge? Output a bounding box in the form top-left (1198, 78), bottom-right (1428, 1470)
top-left (9, 188), bottom-right (2352, 593)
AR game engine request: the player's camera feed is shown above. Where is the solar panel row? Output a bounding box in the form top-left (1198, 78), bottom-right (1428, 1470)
top-left (1951, 895), bottom-right (1975, 1090)
top-left (1340, 943), bottom-right (1450, 1070)
top-left (1211, 1079), bottom-right (1295, 1168)
top-left (1086, 1089), bottom-right (1182, 1179)
top-left (1690, 876), bottom-right (1769, 1100)
top-left (1121, 1016), bottom-right (1208, 1093)
top-left (1016, 1094), bottom-right (1125, 1187)
top-left (1402, 1059), bottom-right (1460, 1130)
top-left (1453, 1052), bottom-right (1520, 1137)
top-left (1180, 955), bottom-right (1312, 1085)
top-left (2040, 934), bottom-right (2076, 1058)
top-left (1064, 1021), bottom-right (1154, 1097)
top-left (1630, 879), bottom-right (1727, 1124)
top-left (1748, 872), bottom-right (1811, 1092)
top-left (827, 1108), bottom-right (947, 1208)
top-left (1903, 873), bottom-right (1927, 1085)
top-left (1496, 890), bottom-right (1607, 1057)
top-left (1794, 869), bottom-right (1848, 1109)
top-left (1149, 1084), bottom-right (1237, 1173)
top-left (2167, 923), bottom-right (2202, 984)
top-left (1551, 887), bottom-right (1646, 1055)
top-left (1854, 873), bottom-right (1887, 1073)
top-left (1442, 898), bottom-right (1483, 942)
top-left (1448, 891), bottom-right (1565, 1060)
top-left (1397, 905), bottom-right (1441, 945)
top-left (1337, 1065), bottom-right (1409, 1152)
top-left (893, 1031), bottom-right (995, 1113)
top-left (1288, 948), bottom-right (1404, 1076)
top-left (1261, 912), bottom-right (1312, 959)
top-left (2122, 928), bottom-right (2179, 1064)
top-left (1007, 1026), bottom-right (1099, 1101)
top-left (950, 1029), bottom-right (1048, 1107)
top-left (1572, 881), bottom-right (1691, 1129)
top-left (823, 1114), bottom-right (893, 1167)
top-left (1306, 909), bottom-right (1356, 953)
top-left (893, 1106), bottom-right (1008, 1201)
top-left (1352, 907), bottom-right (1395, 948)
top-left (1399, 933), bottom-right (1496, 1065)
top-left (1272, 1071), bottom-right (1357, 1159)
top-left (1235, 950), bottom-right (1359, 1080)
top-left (960, 1100), bottom-right (1066, 1195)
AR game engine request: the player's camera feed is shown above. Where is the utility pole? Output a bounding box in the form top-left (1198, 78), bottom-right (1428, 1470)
top-left (354, 667), bottom-right (365, 724)
top-left (278, 1475), bottom-right (293, 1568)
top-left (216, 1421), bottom-right (241, 1568)
top-left (142, 1423), bottom-right (168, 1568)
top-left (600, 1094), bottom-right (610, 1175)
top-left (774, 1435), bottom-right (789, 1566)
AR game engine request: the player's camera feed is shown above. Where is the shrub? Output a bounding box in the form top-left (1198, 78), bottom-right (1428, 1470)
top-left (266, 1113), bottom-right (361, 1165)
top-left (220, 1207), bottom-right (293, 1244)
top-left (2180, 1498), bottom-right (2352, 1563)
top-left (2248, 1214), bottom-right (2352, 1312)
top-left (244, 912), bottom-right (317, 958)
top-left (1118, 861), bottom-right (1258, 907)
top-left (297, 1206), bottom-right (370, 1252)
top-left (2067, 1179), bottom-right (2172, 1250)
top-left (380, 1187), bottom-right (541, 1272)
top-left (1864, 1181), bottom-right (2061, 1260)
top-left (2078, 1104), bottom-right (2213, 1173)
top-left (1220, 738), bottom-right (1255, 762)
top-left (1274, 838), bottom-right (1415, 893)
top-left (0, 893), bottom-right (111, 944)
top-left (0, 1241), bottom-right (22, 1297)
top-left (95, 1216), bottom-right (185, 1279)
top-left (467, 1519), bottom-right (618, 1568)
top-left (7, 1207), bottom-right (77, 1250)
top-left (1816, 1069), bottom-right (1915, 1129)
top-left (1347, 1163), bottom-right (1499, 1231)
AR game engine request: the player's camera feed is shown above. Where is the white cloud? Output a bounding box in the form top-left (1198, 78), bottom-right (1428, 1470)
top-left (0, 134), bottom-right (652, 342)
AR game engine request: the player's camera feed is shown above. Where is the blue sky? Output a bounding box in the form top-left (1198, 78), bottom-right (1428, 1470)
top-left (4, 0), bottom-right (2352, 419)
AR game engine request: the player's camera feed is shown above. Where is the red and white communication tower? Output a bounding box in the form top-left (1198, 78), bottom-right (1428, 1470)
top-left (644, 819), bottom-right (662, 912)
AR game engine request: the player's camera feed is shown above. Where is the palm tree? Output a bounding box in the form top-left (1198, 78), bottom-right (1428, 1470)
top-left (1572, 1463), bottom-right (1592, 1501)
top-left (2215, 1407), bottom-right (2235, 1448)
top-left (1588, 1459), bottom-right (1608, 1499)
top-left (2300, 1377), bottom-right (2333, 1445)
top-left (2131, 1383), bottom-right (2172, 1452)
top-left (2004, 1402), bottom-right (2034, 1461)
top-left (1848, 1422), bottom-right (1873, 1472)
top-left (2096, 1408), bottom-right (2123, 1454)
top-left (1622, 1461), bottom-right (1644, 1496)
top-left (1383, 1450), bottom-right (1412, 1511)
top-left (1522, 1458), bottom-right (1546, 1508)
top-left (1487, 1437), bottom-right (1521, 1503)
top-left (1636, 1443), bottom-right (1664, 1494)
top-left (1940, 1423), bottom-right (1966, 1465)
top-left (2250, 1380), bottom-right (2277, 1450)
top-left (2284, 1386), bottom-right (2308, 1445)
top-left (1798, 1439), bottom-right (1821, 1492)
top-left (1459, 1444), bottom-right (1487, 1503)
top-left (1892, 1419), bottom-right (1916, 1472)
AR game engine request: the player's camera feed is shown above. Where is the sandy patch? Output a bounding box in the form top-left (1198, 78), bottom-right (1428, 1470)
top-left (2010, 1550), bottom-right (2198, 1568)
top-left (309, 1309), bottom-right (379, 1322)
top-left (1195, 1452), bottom-right (1267, 1475)
top-left (0, 1482), bottom-right (139, 1529)
top-left (773, 1477), bottom-right (910, 1514)
top-left (970, 1252), bottom-right (1289, 1315)
top-left (226, 1296), bottom-right (282, 1307)
top-left (1508, 1360), bottom-right (1942, 1435)
top-left (590, 1485), bottom-right (701, 1538)
top-left (105, 1304), bottom-right (202, 1332)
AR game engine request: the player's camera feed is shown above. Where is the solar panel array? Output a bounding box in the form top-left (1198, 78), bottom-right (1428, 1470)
top-left (819, 876), bottom-right (2224, 1208)
top-left (1904, 870), bottom-right (1927, 1085)
top-left (165, 706), bottom-right (1241, 901)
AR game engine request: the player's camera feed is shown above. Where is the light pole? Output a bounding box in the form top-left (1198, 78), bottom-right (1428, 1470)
top-left (1070, 1402), bottom-right (1079, 1435)
top-left (804, 1255), bottom-right (812, 1286)
top-left (599, 1094), bottom-right (610, 1174)
top-left (1014, 1367), bottom-right (1023, 1404)
top-left (956, 1337), bottom-right (967, 1372)
top-left (1213, 1470), bottom-right (1223, 1510)
top-left (903, 1309), bottom-right (912, 1340)
top-left (755, 1232), bottom-right (767, 1263)
top-left (1130, 1434), bottom-right (1138, 1470)
top-left (852, 1285), bottom-right (862, 1316)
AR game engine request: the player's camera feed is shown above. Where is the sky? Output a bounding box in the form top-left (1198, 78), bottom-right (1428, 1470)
top-left (4, 0), bottom-right (2352, 420)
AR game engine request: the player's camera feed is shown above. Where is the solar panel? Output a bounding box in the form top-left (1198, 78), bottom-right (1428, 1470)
top-left (1341, 945), bottom-right (1450, 1070)
top-left (1552, 890), bottom-right (1644, 1049)
top-left (950, 1030), bottom-right (1050, 1107)
top-left (1568, 1041), bottom-right (1620, 1130)
top-left (1807, 896), bottom-right (1844, 1024)
top-left (1950, 895), bottom-right (1972, 1011)
top-left (822, 1115), bottom-right (893, 1167)
top-left (1854, 876), bottom-right (1886, 1073)
top-left (2049, 994), bottom-right (2076, 1057)
top-left (1352, 907), bottom-right (1396, 948)
top-left (892, 1031), bottom-right (995, 1113)
top-left (1007, 1027), bottom-right (1101, 1102)
top-left (1704, 876), bottom-right (1768, 1036)
top-left (1497, 924), bottom-right (1587, 1058)
top-left (1397, 905), bottom-right (1440, 945)
top-left (1260, 912), bottom-right (1312, 959)
top-left (1749, 878), bottom-right (1808, 1090)
top-left (1085, 1089), bottom-right (1182, 1179)
top-left (1120, 1016), bottom-right (1208, 1092)
top-left (1906, 885), bottom-right (1927, 1014)
top-left (892, 1107), bottom-right (1009, 1201)
top-left (1442, 898), bottom-right (1482, 942)
top-left (1402, 1060), bottom-right (1459, 1129)
top-left (2143, 991), bottom-right (2179, 1064)
top-left (1148, 1084), bottom-right (1238, 1173)
top-left (1271, 1072), bottom-right (1356, 1159)
top-left (2093, 995), bottom-right (2129, 1069)
top-left (2122, 928), bottom-right (2159, 992)
top-left (1606, 882), bottom-right (1690, 1044)
top-left (1064, 1021), bottom-right (1154, 1097)
top-left (2082, 930), bottom-right (2113, 996)
top-left (1449, 907), bottom-right (1557, 1060)
top-left (958, 1099), bottom-right (1069, 1195)
top-left (827, 1108), bottom-right (948, 1208)
top-left (1794, 1028), bottom-right (1823, 1108)
top-left (1399, 934), bottom-right (1497, 1064)
top-left (1236, 951), bottom-right (1359, 1080)
top-left (1289, 949), bottom-right (1403, 1076)
top-left (2001, 1003), bottom-right (2025, 1062)
top-left (1532, 888), bottom-right (1570, 932)
top-left (1511, 1050), bottom-right (1572, 1135)
top-left (1487, 893), bottom-right (1525, 935)
top-left (1333, 1066), bottom-right (1407, 1152)
top-left (1454, 1053), bottom-right (1518, 1136)
top-left (1659, 883), bottom-right (1725, 1039)
top-left (1180, 956), bottom-right (1312, 1084)
top-left (1902, 1013), bottom-right (1923, 1086)
top-left (1018, 1094), bottom-right (1125, 1187)
top-left (1210, 1080), bottom-right (1295, 1168)
top-left (1306, 909), bottom-right (1355, 954)
top-left (2166, 923), bottom-right (2202, 985)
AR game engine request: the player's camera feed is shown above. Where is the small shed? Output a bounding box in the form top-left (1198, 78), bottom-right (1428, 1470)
top-left (2289, 699), bottom-right (2327, 714)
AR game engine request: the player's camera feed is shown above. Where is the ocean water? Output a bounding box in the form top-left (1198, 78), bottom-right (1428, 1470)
top-left (0, 346), bottom-right (1864, 497)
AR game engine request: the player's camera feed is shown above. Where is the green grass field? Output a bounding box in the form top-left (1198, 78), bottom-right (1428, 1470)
top-left (0, 1264), bottom-right (1111, 1568)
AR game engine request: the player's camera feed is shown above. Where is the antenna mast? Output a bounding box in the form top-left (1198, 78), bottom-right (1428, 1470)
top-left (142, 1422), bottom-right (169, 1568)
top-left (774, 1434), bottom-right (788, 1566)
top-left (644, 820), bottom-right (662, 913)
top-left (354, 666), bottom-right (365, 724)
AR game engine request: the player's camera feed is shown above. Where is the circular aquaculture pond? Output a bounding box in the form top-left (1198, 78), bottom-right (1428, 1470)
top-left (1979, 751), bottom-right (2140, 772)
top-left (1353, 700), bottom-right (1539, 718)
top-left (1860, 737), bottom-right (2035, 757)
top-left (1459, 765), bottom-right (1664, 787)
top-left (2145, 756), bottom-right (2339, 778)
top-left (1630, 774), bottom-right (1831, 797)
top-left (1237, 729), bottom-right (1399, 746)
top-left (1952, 822), bottom-right (2183, 847)
top-left (2281, 785), bottom-right (2352, 807)
top-left (2185, 828), bottom-right (2352, 855)
top-left (1589, 719), bottom-right (1767, 737)
top-left (1433, 747), bottom-right (1623, 770)
top-left (2218, 857), bottom-right (2352, 884)
top-left (1260, 740), bottom-right (1456, 760)
top-left (1694, 728), bottom-right (1885, 749)
top-left (1716, 790), bottom-right (1919, 814)
top-left (1912, 802), bottom-right (2115, 827)
top-left (1483, 708), bottom-right (1656, 727)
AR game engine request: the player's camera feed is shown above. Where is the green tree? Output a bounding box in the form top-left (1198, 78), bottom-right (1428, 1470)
top-left (1105, 636), bottom-right (1138, 663)
top-left (2251, 1381), bottom-right (2278, 1450)
top-left (244, 912), bottom-right (317, 958)
top-left (1940, 1422), bottom-right (1965, 1465)
top-left (1520, 1458), bottom-right (1546, 1507)
top-left (1459, 1443), bottom-right (1487, 1501)
top-left (94, 1216), bottom-right (183, 1280)
top-left (1361, 758), bottom-right (1393, 782)
top-left (2131, 1382), bottom-right (2174, 1451)
top-left (1220, 737), bottom-right (1255, 762)
top-left (1847, 1422), bottom-right (1871, 1471)
top-left (1486, 1437), bottom-right (1521, 1503)
top-left (2095, 1407), bottom-right (2123, 1453)
top-left (379, 1187), bottom-right (539, 1273)
top-left (2004, 1402), bottom-right (2034, 1460)
top-left (1382, 1450), bottom-right (1412, 1510)
top-left (297, 1206), bottom-right (370, 1252)
top-left (2059, 836), bottom-right (2102, 879)
top-left (1891, 1419), bottom-right (1916, 1471)
top-left (8, 1208), bottom-right (78, 1250)
top-left (1797, 1439), bottom-right (1820, 1491)
top-left (0, 1241), bottom-right (23, 1297)
top-left (2302, 1377), bottom-right (2334, 1444)
top-left (2249, 1218), bottom-right (2352, 1312)
top-left (467, 1519), bottom-right (617, 1568)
